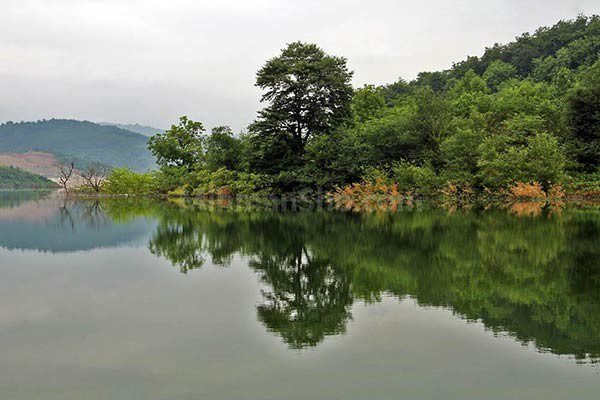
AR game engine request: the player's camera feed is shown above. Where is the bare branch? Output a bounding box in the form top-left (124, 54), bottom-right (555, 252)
top-left (81, 162), bottom-right (109, 193)
top-left (57, 161), bottom-right (75, 194)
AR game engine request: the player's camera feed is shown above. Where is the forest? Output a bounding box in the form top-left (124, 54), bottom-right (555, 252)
top-left (99, 15), bottom-right (600, 199)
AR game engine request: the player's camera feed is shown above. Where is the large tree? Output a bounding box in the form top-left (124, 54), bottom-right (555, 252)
top-left (248, 42), bottom-right (354, 179)
top-left (204, 126), bottom-right (242, 172)
top-left (147, 116), bottom-right (205, 172)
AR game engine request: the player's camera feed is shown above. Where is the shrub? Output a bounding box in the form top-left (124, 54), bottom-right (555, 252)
top-left (362, 167), bottom-right (390, 185)
top-left (327, 179), bottom-right (403, 212)
top-left (547, 184), bottom-right (566, 199)
top-left (154, 166), bottom-right (188, 193)
top-left (509, 182), bottom-right (546, 199)
top-left (477, 132), bottom-right (565, 191)
top-left (190, 168), bottom-right (272, 197)
top-left (525, 132), bottom-right (566, 189)
top-left (564, 172), bottom-right (600, 196)
top-left (440, 128), bottom-right (482, 187)
top-left (440, 182), bottom-right (475, 199)
top-left (103, 168), bottom-right (158, 195)
top-left (392, 162), bottom-right (441, 196)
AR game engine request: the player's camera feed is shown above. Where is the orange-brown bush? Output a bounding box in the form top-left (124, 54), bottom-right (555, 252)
top-left (547, 184), bottom-right (565, 199)
top-left (328, 179), bottom-right (408, 212)
top-left (508, 182), bottom-right (566, 199)
top-left (509, 182), bottom-right (546, 199)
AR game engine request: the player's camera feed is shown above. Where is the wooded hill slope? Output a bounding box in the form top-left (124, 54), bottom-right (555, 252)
top-left (0, 119), bottom-right (155, 172)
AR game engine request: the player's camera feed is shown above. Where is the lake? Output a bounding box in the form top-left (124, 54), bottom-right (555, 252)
top-left (0, 191), bottom-right (599, 399)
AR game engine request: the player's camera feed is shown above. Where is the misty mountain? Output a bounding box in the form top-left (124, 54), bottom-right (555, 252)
top-left (99, 122), bottom-right (164, 137)
top-left (0, 119), bottom-right (156, 171)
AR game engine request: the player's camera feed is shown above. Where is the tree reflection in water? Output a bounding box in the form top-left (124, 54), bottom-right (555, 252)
top-left (251, 248), bottom-right (353, 349)
top-left (98, 199), bottom-right (600, 360)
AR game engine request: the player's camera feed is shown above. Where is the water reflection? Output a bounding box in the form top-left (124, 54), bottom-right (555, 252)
top-left (123, 199), bottom-right (600, 360)
top-left (2, 192), bottom-right (600, 362)
top-left (0, 191), bottom-right (155, 252)
top-left (251, 247), bottom-right (353, 349)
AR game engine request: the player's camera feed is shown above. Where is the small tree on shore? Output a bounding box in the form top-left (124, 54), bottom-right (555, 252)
top-left (58, 162), bottom-right (75, 194)
top-left (81, 162), bottom-right (109, 193)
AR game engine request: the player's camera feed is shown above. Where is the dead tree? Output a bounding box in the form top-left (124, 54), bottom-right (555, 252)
top-left (81, 162), bottom-right (109, 193)
top-left (58, 162), bottom-right (75, 194)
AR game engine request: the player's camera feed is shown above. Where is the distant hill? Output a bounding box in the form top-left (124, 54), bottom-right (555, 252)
top-left (0, 119), bottom-right (156, 171)
top-left (0, 165), bottom-right (58, 189)
top-left (0, 152), bottom-right (63, 178)
top-left (99, 122), bottom-right (164, 137)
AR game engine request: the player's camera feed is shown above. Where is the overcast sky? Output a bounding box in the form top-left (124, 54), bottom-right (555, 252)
top-left (1, 0), bottom-right (599, 131)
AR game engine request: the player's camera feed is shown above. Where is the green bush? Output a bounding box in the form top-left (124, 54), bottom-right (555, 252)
top-left (392, 162), bottom-right (441, 195)
top-left (440, 128), bottom-right (482, 186)
top-left (190, 168), bottom-right (272, 197)
top-left (477, 132), bottom-right (565, 190)
top-left (154, 166), bottom-right (188, 193)
top-left (103, 168), bottom-right (158, 195)
top-left (362, 167), bottom-right (390, 184)
top-left (564, 171), bottom-right (600, 194)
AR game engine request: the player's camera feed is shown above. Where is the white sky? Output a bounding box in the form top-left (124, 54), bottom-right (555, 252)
top-left (1, 0), bottom-right (599, 131)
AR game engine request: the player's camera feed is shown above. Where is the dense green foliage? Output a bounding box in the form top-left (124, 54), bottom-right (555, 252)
top-left (143, 117), bottom-right (267, 196)
top-left (338, 17), bottom-right (599, 193)
top-left (102, 168), bottom-right (159, 196)
top-left (0, 119), bottom-right (155, 171)
top-left (110, 16), bottom-right (600, 197)
top-left (245, 42), bottom-right (354, 190)
top-left (568, 61), bottom-right (600, 172)
top-left (0, 165), bottom-right (58, 189)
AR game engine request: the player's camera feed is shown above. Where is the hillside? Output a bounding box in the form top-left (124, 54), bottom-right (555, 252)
top-left (0, 152), bottom-right (62, 178)
top-left (0, 119), bottom-right (156, 172)
top-left (383, 15), bottom-right (600, 94)
top-left (0, 165), bottom-right (58, 189)
top-left (99, 122), bottom-right (164, 137)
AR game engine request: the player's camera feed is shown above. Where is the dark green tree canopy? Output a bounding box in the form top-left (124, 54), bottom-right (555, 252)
top-left (204, 126), bottom-right (242, 172)
top-left (252, 42), bottom-right (354, 147)
top-left (568, 61), bottom-right (600, 172)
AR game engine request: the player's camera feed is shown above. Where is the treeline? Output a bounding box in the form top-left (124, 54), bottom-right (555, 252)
top-left (104, 15), bottom-right (600, 197)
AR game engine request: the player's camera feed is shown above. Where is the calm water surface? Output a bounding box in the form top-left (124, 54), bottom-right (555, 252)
top-left (0, 191), bottom-right (599, 399)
